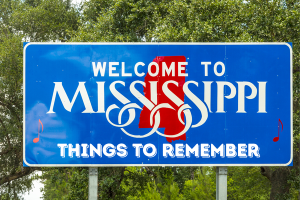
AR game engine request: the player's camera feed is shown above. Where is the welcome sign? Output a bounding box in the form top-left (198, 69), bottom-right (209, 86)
top-left (23, 43), bottom-right (292, 166)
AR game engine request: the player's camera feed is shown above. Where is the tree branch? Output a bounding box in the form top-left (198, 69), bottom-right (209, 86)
top-left (144, 166), bottom-right (157, 178)
top-left (0, 117), bottom-right (11, 149)
top-left (0, 167), bottom-right (41, 186)
top-left (0, 100), bottom-right (22, 130)
top-left (0, 146), bottom-right (12, 156)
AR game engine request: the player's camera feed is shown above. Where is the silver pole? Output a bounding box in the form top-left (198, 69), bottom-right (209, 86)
top-left (89, 167), bottom-right (98, 200)
top-left (216, 167), bottom-right (227, 200)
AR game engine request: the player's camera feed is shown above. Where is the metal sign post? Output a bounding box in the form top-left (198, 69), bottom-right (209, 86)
top-left (216, 167), bottom-right (227, 200)
top-left (89, 168), bottom-right (98, 200)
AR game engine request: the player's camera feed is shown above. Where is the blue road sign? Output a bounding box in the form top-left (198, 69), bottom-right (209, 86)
top-left (23, 43), bottom-right (293, 166)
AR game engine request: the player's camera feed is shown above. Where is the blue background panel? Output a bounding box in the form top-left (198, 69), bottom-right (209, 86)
top-left (24, 43), bottom-right (292, 166)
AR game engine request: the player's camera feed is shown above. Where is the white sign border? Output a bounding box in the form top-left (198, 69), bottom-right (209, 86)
top-left (23, 42), bottom-right (293, 167)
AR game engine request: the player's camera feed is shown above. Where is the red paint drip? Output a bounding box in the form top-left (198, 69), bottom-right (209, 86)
top-left (139, 56), bottom-right (186, 143)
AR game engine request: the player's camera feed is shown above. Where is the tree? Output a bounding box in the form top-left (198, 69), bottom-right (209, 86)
top-left (147, 0), bottom-right (300, 198)
top-left (11, 0), bottom-right (79, 42)
top-left (182, 167), bottom-right (215, 200)
top-left (70, 0), bottom-right (300, 198)
top-left (0, 0), bottom-right (80, 198)
top-left (0, 26), bottom-right (35, 200)
top-left (0, 0), bottom-right (299, 199)
top-left (71, 0), bottom-right (172, 42)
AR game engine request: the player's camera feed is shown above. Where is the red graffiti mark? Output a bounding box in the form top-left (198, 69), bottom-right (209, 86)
top-left (33, 119), bottom-right (43, 143)
top-left (139, 56), bottom-right (186, 142)
top-left (273, 118), bottom-right (283, 142)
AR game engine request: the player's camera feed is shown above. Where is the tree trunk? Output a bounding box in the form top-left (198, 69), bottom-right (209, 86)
top-left (298, 146), bottom-right (300, 200)
top-left (261, 141), bottom-right (300, 200)
top-left (190, 167), bottom-right (195, 180)
top-left (271, 168), bottom-right (290, 199)
top-left (261, 167), bottom-right (290, 200)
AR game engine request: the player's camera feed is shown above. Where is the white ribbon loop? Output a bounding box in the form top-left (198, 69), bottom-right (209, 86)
top-left (118, 103), bottom-right (142, 125)
top-left (121, 112), bottom-right (160, 138)
top-left (150, 103), bottom-right (175, 126)
top-left (106, 104), bottom-right (138, 127)
top-left (106, 80), bottom-right (209, 138)
top-left (156, 108), bottom-right (192, 138)
top-left (183, 81), bottom-right (208, 127)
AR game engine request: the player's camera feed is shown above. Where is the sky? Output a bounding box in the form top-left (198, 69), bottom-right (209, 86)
top-left (72, 0), bottom-right (86, 6)
top-left (23, 172), bottom-right (43, 200)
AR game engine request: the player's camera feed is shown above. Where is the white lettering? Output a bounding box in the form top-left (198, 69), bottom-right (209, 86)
top-left (214, 62), bottom-right (225, 76)
top-left (237, 82), bottom-right (257, 113)
top-left (57, 144), bottom-right (68, 158)
top-left (175, 143), bottom-right (185, 158)
top-left (186, 144), bottom-right (199, 158)
top-left (47, 82), bottom-right (95, 114)
top-left (81, 144), bottom-right (89, 158)
top-left (68, 144), bottom-right (80, 158)
top-left (248, 144), bottom-right (260, 158)
top-left (92, 62), bottom-right (106, 77)
top-left (201, 62), bottom-right (211, 76)
top-left (97, 82), bottom-right (105, 113)
top-left (121, 62), bottom-right (132, 77)
top-left (103, 143), bottom-right (116, 158)
top-left (238, 144), bottom-right (247, 158)
top-left (132, 143), bottom-right (143, 158)
top-left (143, 144), bottom-right (157, 158)
top-left (217, 82), bottom-right (236, 113)
top-left (201, 144), bottom-right (210, 158)
top-left (258, 82), bottom-right (267, 113)
top-left (162, 62), bottom-right (175, 76)
top-left (183, 81), bottom-right (208, 127)
top-left (134, 62), bottom-right (145, 77)
top-left (90, 144), bottom-right (102, 158)
top-left (163, 144), bottom-right (175, 158)
top-left (148, 62), bottom-right (159, 77)
top-left (117, 143), bottom-right (128, 158)
top-left (203, 81), bottom-right (213, 113)
top-left (109, 62), bottom-right (119, 77)
top-left (226, 144), bottom-right (237, 158)
top-left (211, 144), bottom-right (225, 158)
top-left (178, 62), bottom-right (188, 76)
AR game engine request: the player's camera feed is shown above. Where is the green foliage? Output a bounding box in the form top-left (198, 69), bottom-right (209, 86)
top-left (294, 72), bottom-right (300, 144)
top-left (68, 0), bottom-right (300, 199)
top-left (182, 167), bottom-right (215, 200)
top-left (157, 175), bottom-right (183, 200)
top-left (289, 72), bottom-right (300, 200)
top-left (40, 168), bottom-right (89, 200)
top-left (40, 168), bottom-right (70, 200)
top-left (0, 28), bottom-right (31, 200)
top-left (140, 182), bottom-right (161, 200)
top-left (150, 0), bottom-right (247, 42)
top-left (65, 168), bottom-right (88, 200)
top-left (41, 167), bottom-right (153, 200)
top-left (121, 167), bottom-right (153, 198)
top-left (10, 0), bottom-right (79, 42)
top-left (0, 0), bottom-right (299, 199)
top-left (0, 0), bottom-right (80, 198)
top-left (71, 0), bottom-right (172, 42)
top-left (139, 170), bottom-right (184, 200)
top-left (226, 167), bottom-right (271, 200)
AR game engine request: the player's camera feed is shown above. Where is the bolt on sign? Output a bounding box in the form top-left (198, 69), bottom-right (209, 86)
top-left (23, 43), bottom-right (293, 166)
